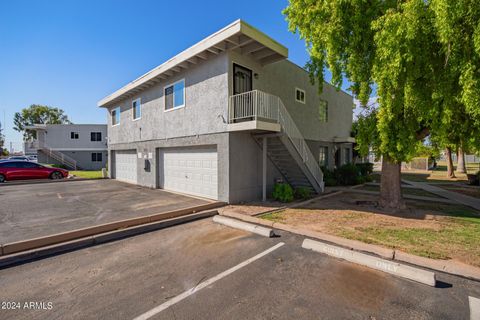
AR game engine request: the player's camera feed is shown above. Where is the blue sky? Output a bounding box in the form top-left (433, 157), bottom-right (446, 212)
top-left (0, 0), bottom-right (350, 151)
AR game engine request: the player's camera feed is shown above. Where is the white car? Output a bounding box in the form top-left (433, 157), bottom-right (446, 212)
top-left (27, 155), bottom-right (38, 163)
top-left (8, 156), bottom-right (30, 161)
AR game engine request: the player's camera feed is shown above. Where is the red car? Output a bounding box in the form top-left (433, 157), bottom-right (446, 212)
top-left (0, 161), bottom-right (69, 182)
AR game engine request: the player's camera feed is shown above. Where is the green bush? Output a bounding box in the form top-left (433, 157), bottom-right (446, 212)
top-left (321, 166), bottom-right (337, 186)
top-left (336, 163), bottom-right (359, 185)
top-left (294, 186), bottom-right (312, 200)
top-left (49, 164), bottom-right (68, 169)
top-left (355, 163), bottom-right (374, 177)
top-left (272, 183), bottom-right (294, 202)
top-left (321, 163), bottom-right (373, 186)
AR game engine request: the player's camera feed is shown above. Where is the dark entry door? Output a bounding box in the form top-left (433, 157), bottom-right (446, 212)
top-left (232, 64), bottom-right (253, 121)
top-left (233, 64), bottom-right (252, 95)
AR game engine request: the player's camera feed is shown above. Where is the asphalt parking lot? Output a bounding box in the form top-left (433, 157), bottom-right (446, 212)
top-left (0, 179), bottom-right (210, 243)
top-left (0, 218), bottom-right (478, 320)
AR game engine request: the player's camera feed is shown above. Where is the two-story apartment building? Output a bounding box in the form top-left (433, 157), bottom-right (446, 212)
top-left (24, 124), bottom-right (108, 170)
top-left (98, 20), bottom-right (354, 203)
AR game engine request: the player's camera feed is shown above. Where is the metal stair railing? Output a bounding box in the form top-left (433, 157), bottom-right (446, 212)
top-left (229, 90), bottom-right (323, 189)
top-left (35, 141), bottom-right (77, 170)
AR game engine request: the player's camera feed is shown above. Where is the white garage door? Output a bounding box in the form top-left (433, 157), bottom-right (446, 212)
top-left (114, 150), bottom-right (137, 184)
top-left (160, 147), bottom-right (218, 200)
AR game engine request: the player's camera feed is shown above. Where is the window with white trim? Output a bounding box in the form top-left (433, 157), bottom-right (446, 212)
top-left (132, 98), bottom-right (141, 120)
top-left (295, 88), bottom-right (306, 104)
top-left (165, 79), bottom-right (185, 111)
top-left (91, 152), bottom-right (103, 162)
top-left (70, 132), bottom-right (79, 139)
top-left (91, 132), bottom-right (102, 141)
top-left (112, 107), bottom-right (120, 126)
top-left (319, 146), bottom-right (328, 167)
top-left (319, 100), bottom-right (328, 122)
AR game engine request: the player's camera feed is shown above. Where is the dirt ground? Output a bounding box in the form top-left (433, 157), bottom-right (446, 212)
top-left (261, 192), bottom-right (480, 267)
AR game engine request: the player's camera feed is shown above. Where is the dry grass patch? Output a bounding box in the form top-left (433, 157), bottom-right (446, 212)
top-left (261, 192), bottom-right (480, 267)
top-left (357, 184), bottom-right (444, 198)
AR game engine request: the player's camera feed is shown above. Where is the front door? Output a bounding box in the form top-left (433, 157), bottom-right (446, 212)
top-left (233, 64), bottom-right (253, 121)
top-left (233, 64), bottom-right (252, 95)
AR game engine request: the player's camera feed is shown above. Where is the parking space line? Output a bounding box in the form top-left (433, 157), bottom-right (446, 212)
top-left (133, 242), bottom-right (285, 320)
top-left (470, 296), bottom-right (480, 320)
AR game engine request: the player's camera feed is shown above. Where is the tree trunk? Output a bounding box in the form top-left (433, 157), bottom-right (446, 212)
top-left (457, 146), bottom-right (466, 174)
top-left (446, 147), bottom-right (456, 178)
top-left (380, 156), bottom-right (406, 211)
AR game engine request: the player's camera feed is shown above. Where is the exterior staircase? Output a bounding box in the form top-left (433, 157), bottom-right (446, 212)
top-left (39, 147), bottom-right (79, 170)
top-left (254, 135), bottom-right (319, 192)
top-left (27, 140), bottom-right (79, 170)
top-left (229, 90), bottom-right (324, 193)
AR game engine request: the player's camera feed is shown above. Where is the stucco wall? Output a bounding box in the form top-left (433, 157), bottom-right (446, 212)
top-left (38, 150), bottom-right (107, 170)
top-left (109, 133), bottom-right (230, 202)
top-left (228, 51), bottom-right (353, 142)
top-left (38, 125), bottom-right (107, 150)
top-left (106, 53), bottom-right (229, 146)
top-left (228, 132), bottom-right (284, 203)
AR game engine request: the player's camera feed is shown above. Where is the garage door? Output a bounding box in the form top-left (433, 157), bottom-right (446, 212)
top-left (160, 147), bottom-right (218, 200)
top-left (114, 150), bottom-right (137, 184)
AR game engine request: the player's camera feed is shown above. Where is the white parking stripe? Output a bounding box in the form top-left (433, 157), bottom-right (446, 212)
top-left (133, 242), bottom-right (285, 320)
top-left (470, 296), bottom-right (480, 320)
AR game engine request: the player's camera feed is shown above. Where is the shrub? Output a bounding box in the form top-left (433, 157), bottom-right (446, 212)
top-left (50, 164), bottom-right (68, 169)
top-left (336, 163), bottom-right (359, 185)
top-left (272, 183), bottom-right (294, 202)
top-left (355, 163), bottom-right (374, 177)
top-left (294, 186), bottom-right (312, 200)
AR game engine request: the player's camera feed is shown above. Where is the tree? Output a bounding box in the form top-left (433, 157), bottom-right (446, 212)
top-left (14, 105), bottom-right (71, 140)
top-left (285, 0), bottom-right (480, 210)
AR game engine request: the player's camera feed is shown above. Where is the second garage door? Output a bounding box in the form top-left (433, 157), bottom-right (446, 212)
top-left (159, 147), bottom-right (218, 200)
top-left (114, 150), bottom-right (137, 184)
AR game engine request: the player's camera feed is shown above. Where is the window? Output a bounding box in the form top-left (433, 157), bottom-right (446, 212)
top-left (295, 88), bottom-right (306, 104)
top-left (112, 107), bottom-right (120, 126)
top-left (70, 132), bottom-right (79, 139)
top-left (319, 100), bottom-right (328, 122)
top-left (91, 152), bottom-right (103, 162)
top-left (165, 79), bottom-right (185, 111)
top-left (20, 162), bottom-right (40, 168)
top-left (132, 98), bottom-right (141, 120)
top-left (319, 146), bottom-right (328, 167)
top-left (344, 147), bottom-right (351, 164)
top-left (91, 132), bottom-right (102, 142)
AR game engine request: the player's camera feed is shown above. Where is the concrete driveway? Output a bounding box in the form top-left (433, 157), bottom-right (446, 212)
top-left (0, 218), bottom-right (478, 319)
top-left (0, 179), bottom-right (211, 244)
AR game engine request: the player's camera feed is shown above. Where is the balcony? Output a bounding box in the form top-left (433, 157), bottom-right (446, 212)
top-left (227, 90), bottom-right (282, 132)
top-left (227, 89), bottom-right (324, 194)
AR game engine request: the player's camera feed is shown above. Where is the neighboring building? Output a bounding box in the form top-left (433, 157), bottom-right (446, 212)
top-left (98, 20), bottom-right (354, 202)
top-left (24, 124), bottom-right (108, 170)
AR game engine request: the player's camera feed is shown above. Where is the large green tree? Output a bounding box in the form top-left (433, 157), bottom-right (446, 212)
top-left (14, 105), bottom-right (72, 140)
top-left (285, 0), bottom-right (480, 210)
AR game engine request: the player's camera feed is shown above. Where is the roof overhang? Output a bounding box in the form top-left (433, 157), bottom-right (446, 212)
top-left (333, 137), bottom-right (356, 143)
top-left (24, 124), bottom-right (47, 131)
top-left (98, 20), bottom-right (288, 108)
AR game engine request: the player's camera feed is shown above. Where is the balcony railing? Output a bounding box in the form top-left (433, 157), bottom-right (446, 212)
top-left (228, 90), bottom-right (323, 189)
top-left (24, 140), bottom-right (77, 170)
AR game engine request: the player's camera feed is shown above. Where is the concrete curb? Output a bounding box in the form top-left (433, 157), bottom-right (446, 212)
top-left (218, 211), bottom-right (480, 281)
top-left (213, 215), bottom-right (274, 237)
top-left (302, 239), bottom-right (436, 286)
top-left (395, 251), bottom-right (480, 282)
top-left (0, 210), bottom-right (217, 268)
top-left (0, 201), bottom-right (225, 256)
top-left (220, 211), bottom-right (393, 259)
